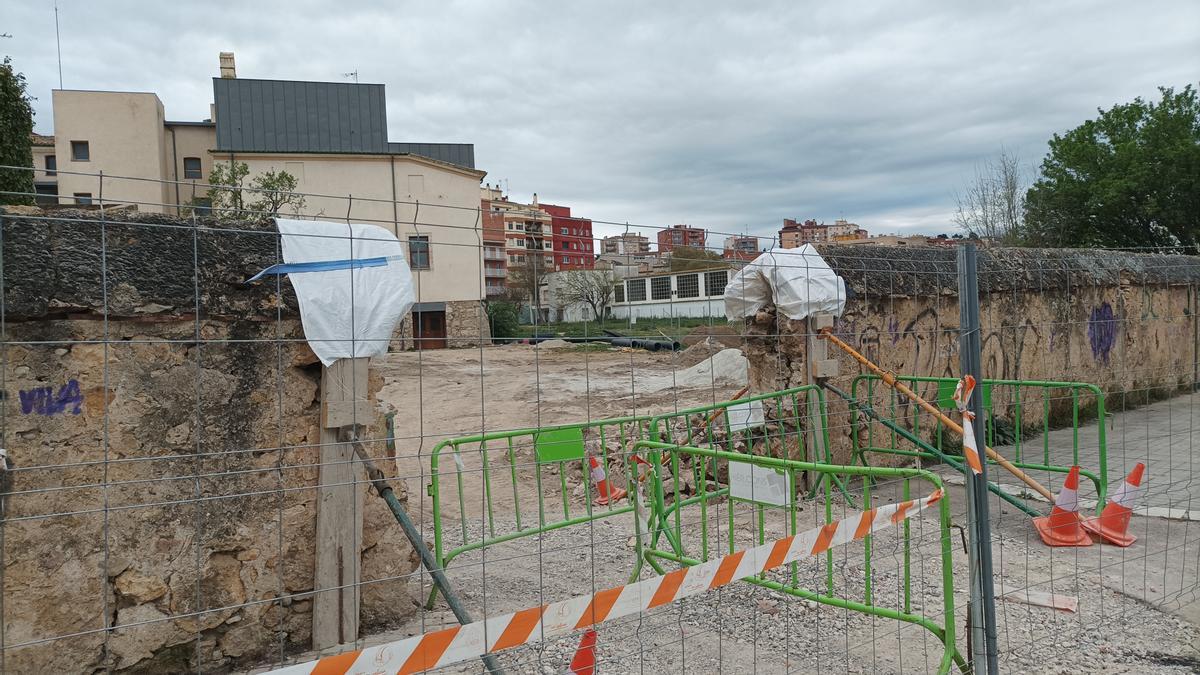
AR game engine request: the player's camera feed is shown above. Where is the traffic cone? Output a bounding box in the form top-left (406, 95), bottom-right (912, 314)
top-left (569, 629), bottom-right (597, 675)
top-left (588, 455), bottom-right (627, 506)
top-left (1082, 463), bottom-right (1145, 547)
top-left (1032, 465), bottom-right (1093, 547)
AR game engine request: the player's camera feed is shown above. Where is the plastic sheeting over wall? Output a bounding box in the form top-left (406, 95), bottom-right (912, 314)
top-left (724, 244), bottom-right (847, 321)
top-left (275, 218), bottom-right (415, 366)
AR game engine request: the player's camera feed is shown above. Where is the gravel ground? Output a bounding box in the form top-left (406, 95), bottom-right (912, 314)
top-left (381, 479), bottom-right (1200, 674)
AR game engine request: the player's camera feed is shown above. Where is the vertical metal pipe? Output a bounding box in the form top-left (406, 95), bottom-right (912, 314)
top-left (957, 243), bottom-right (999, 674)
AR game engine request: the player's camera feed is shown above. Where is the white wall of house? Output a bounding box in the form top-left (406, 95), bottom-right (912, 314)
top-left (216, 153), bottom-right (487, 304)
top-left (610, 268), bottom-right (730, 320)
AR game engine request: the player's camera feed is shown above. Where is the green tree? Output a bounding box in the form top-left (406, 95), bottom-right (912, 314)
top-left (0, 57), bottom-right (35, 206)
top-left (1023, 85), bottom-right (1200, 249)
top-left (669, 246), bottom-right (726, 271)
top-left (207, 161), bottom-right (305, 220)
top-left (486, 300), bottom-right (521, 342)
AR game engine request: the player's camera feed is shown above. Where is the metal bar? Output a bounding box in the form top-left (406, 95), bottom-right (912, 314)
top-left (958, 243), bottom-right (1000, 675)
top-left (351, 441), bottom-right (505, 675)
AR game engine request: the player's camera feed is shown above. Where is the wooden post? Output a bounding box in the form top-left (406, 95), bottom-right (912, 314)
top-left (804, 314), bottom-right (839, 486)
top-left (313, 357), bottom-right (372, 650)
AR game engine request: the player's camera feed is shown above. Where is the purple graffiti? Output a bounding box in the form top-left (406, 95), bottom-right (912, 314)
top-left (888, 316), bottom-right (900, 345)
top-left (18, 379), bottom-right (83, 416)
top-left (1087, 303), bottom-right (1117, 364)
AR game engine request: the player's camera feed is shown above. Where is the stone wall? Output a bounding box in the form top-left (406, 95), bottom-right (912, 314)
top-left (0, 208), bottom-right (417, 672)
top-left (743, 245), bottom-right (1200, 463)
top-left (393, 299), bottom-right (492, 350)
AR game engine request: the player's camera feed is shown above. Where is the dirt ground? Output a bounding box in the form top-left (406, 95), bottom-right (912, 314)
top-left (261, 345), bottom-right (1200, 674)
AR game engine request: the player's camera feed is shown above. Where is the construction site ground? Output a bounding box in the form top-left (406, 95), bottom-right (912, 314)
top-left (265, 345), bottom-right (1200, 674)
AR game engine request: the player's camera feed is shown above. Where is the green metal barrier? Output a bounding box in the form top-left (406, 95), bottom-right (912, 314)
top-left (426, 415), bottom-right (655, 607)
top-left (632, 440), bottom-right (966, 674)
top-left (850, 375), bottom-right (1109, 513)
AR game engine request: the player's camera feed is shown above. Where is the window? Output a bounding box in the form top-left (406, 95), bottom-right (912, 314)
top-left (183, 157), bottom-right (203, 179)
top-left (45, 155), bottom-right (56, 176)
top-left (677, 273), bottom-right (700, 298)
top-left (561, 227), bottom-right (568, 234)
top-left (70, 141), bottom-right (89, 161)
top-left (34, 183), bottom-right (57, 205)
top-left (705, 270), bottom-right (729, 296)
top-left (408, 235), bottom-right (431, 270)
top-left (189, 197), bottom-right (212, 215)
top-left (627, 278), bottom-right (647, 302)
top-left (614, 283), bottom-right (625, 303)
top-left (651, 276), bottom-right (671, 300)
top-left (74, 192), bottom-right (93, 205)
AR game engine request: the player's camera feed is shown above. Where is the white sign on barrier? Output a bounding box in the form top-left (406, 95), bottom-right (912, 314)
top-left (729, 461), bottom-right (792, 506)
top-left (726, 400), bottom-right (765, 432)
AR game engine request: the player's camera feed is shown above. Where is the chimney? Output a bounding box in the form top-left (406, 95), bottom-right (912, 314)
top-left (532, 192), bottom-right (538, 206)
top-left (219, 52), bottom-right (237, 79)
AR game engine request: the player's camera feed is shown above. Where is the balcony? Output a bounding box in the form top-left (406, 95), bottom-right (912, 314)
top-left (483, 249), bottom-right (506, 261)
top-left (484, 267), bottom-right (507, 278)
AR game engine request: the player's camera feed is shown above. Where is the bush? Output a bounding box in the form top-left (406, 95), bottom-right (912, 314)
top-left (486, 301), bottom-right (521, 343)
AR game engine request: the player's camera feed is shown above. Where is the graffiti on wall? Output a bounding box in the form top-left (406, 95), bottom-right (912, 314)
top-left (18, 379), bottom-right (83, 416)
top-left (1088, 303), bottom-right (1118, 364)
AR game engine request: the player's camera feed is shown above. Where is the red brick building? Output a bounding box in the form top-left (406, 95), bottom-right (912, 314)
top-left (658, 224), bottom-right (706, 252)
top-left (543, 203), bottom-right (594, 270)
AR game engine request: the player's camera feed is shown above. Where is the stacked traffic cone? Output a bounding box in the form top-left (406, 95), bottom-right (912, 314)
top-left (588, 455), bottom-right (627, 506)
top-left (1082, 463), bottom-right (1145, 547)
top-left (1032, 465), bottom-right (1093, 547)
top-left (569, 629), bottom-right (597, 675)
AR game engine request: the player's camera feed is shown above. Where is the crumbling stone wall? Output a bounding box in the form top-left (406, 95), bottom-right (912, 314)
top-left (743, 245), bottom-right (1200, 463)
top-left (0, 209), bottom-right (417, 672)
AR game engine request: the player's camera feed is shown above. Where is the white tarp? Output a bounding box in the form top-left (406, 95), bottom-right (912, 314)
top-left (275, 218), bottom-right (415, 366)
top-left (724, 244), bottom-right (847, 321)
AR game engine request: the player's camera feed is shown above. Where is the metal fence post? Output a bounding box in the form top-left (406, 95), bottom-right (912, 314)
top-left (957, 243), bottom-right (1000, 674)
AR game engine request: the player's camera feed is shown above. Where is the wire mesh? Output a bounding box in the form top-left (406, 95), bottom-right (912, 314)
top-left (0, 166), bottom-right (1197, 674)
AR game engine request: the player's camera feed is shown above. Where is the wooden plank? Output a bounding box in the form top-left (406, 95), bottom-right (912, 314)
top-left (313, 357), bottom-right (368, 650)
top-left (322, 400), bottom-right (375, 429)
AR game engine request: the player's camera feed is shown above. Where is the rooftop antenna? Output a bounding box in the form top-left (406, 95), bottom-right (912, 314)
top-left (54, 1), bottom-right (63, 88)
top-left (343, 70), bottom-right (358, 83)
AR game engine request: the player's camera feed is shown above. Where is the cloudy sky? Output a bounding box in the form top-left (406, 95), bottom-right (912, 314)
top-left (5, 1), bottom-right (1198, 242)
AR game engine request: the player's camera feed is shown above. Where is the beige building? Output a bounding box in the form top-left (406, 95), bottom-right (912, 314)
top-left (601, 233), bottom-right (652, 255)
top-left (34, 53), bottom-right (489, 349)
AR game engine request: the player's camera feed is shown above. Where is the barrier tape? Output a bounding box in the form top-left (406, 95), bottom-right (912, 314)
top-left (266, 488), bottom-right (943, 675)
top-left (952, 375), bottom-right (984, 475)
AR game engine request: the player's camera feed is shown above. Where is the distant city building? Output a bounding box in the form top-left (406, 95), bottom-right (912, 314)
top-left (723, 235), bottom-right (760, 262)
top-left (834, 234), bottom-right (932, 247)
top-left (600, 233), bottom-right (652, 256)
top-left (779, 218), bottom-right (868, 248)
top-left (542, 203), bottom-right (594, 271)
top-left (657, 224), bottom-right (706, 252)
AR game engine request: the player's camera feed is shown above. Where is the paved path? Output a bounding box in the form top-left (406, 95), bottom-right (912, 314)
top-left (992, 390), bottom-right (1200, 512)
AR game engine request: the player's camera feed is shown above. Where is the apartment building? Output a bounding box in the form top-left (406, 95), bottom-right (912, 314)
top-left (722, 235), bottom-right (760, 262)
top-left (481, 184), bottom-right (508, 298)
top-left (600, 233), bottom-right (651, 256)
top-left (542, 203), bottom-right (594, 270)
top-left (36, 53), bottom-right (488, 350)
top-left (779, 218), bottom-right (868, 248)
top-left (657, 224), bottom-right (706, 252)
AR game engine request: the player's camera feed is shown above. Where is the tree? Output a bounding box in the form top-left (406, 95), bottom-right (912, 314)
top-left (485, 300), bottom-right (520, 342)
top-left (953, 148), bottom-right (1027, 243)
top-left (669, 246), bottom-right (726, 271)
top-left (558, 269), bottom-right (616, 322)
top-left (1023, 85), bottom-right (1200, 249)
top-left (207, 161), bottom-right (306, 221)
top-left (507, 254), bottom-right (551, 321)
top-left (0, 57), bottom-right (35, 206)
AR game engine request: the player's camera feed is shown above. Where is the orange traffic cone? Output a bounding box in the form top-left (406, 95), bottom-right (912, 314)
top-left (569, 629), bottom-right (597, 675)
top-left (1082, 463), bottom-right (1145, 547)
top-left (1032, 465), bottom-right (1093, 547)
top-left (588, 455), bottom-right (627, 506)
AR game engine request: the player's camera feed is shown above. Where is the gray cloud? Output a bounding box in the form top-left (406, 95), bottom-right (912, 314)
top-left (5, 0), bottom-right (1197, 242)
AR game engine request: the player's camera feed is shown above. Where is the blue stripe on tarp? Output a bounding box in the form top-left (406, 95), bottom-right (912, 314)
top-left (245, 256), bottom-right (394, 283)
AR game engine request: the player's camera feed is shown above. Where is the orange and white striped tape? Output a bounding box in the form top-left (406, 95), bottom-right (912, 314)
top-left (266, 489), bottom-right (944, 675)
top-left (952, 375), bottom-right (984, 475)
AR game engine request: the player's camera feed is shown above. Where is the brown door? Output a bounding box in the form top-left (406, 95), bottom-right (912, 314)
top-left (414, 311), bottom-right (447, 350)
